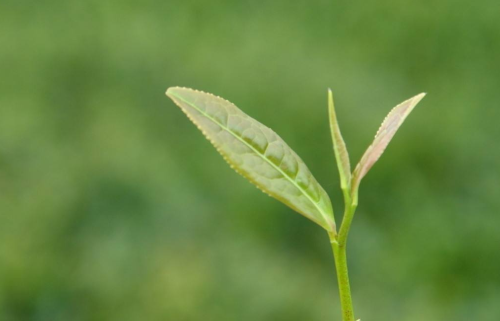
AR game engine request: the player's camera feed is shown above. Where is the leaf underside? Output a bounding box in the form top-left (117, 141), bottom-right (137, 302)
top-left (351, 93), bottom-right (426, 200)
top-left (328, 89), bottom-right (351, 191)
top-left (166, 87), bottom-right (335, 232)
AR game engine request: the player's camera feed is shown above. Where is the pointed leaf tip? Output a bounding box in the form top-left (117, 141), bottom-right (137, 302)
top-left (166, 87), bottom-right (183, 98)
top-left (351, 92), bottom-right (426, 204)
top-left (328, 89), bottom-right (351, 192)
top-left (166, 87), bottom-right (336, 231)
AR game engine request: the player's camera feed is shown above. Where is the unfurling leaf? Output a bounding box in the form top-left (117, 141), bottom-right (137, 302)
top-left (166, 87), bottom-right (335, 231)
top-left (351, 93), bottom-right (426, 204)
top-left (328, 89), bottom-right (351, 193)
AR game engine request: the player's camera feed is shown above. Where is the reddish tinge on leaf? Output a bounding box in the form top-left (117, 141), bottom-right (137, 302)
top-left (328, 89), bottom-right (351, 192)
top-left (351, 93), bottom-right (426, 204)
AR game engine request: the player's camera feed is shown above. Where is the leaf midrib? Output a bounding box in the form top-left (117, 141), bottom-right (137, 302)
top-left (170, 91), bottom-right (332, 228)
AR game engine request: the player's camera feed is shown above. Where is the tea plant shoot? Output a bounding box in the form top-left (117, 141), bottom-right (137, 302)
top-left (166, 87), bottom-right (425, 321)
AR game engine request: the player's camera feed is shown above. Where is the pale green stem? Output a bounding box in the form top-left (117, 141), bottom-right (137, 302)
top-left (338, 202), bottom-right (357, 247)
top-left (330, 235), bottom-right (354, 321)
top-left (329, 191), bottom-right (358, 321)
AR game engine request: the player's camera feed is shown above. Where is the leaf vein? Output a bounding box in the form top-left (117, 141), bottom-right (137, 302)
top-left (170, 92), bottom-right (330, 223)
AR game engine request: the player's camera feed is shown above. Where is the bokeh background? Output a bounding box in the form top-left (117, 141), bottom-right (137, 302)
top-left (1, 1), bottom-right (500, 320)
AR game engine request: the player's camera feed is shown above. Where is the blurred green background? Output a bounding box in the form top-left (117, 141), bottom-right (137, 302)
top-left (1, 0), bottom-right (500, 320)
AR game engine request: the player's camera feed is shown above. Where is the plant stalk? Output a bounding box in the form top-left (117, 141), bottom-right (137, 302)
top-left (329, 196), bottom-right (357, 321)
top-left (329, 232), bottom-right (355, 321)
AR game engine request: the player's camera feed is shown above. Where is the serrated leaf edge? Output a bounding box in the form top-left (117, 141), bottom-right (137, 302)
top-left (166, 87), bottom-right (335, 231)
top-left (350, 92), bottom-right (426, 203)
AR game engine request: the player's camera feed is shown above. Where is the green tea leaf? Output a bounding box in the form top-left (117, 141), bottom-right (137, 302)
top-left (351, 93), bottom-right (426, 204)
top-left (166, 87), bottom-right (335, 232)
top-left (328, 89), bottom-right (351, 193)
